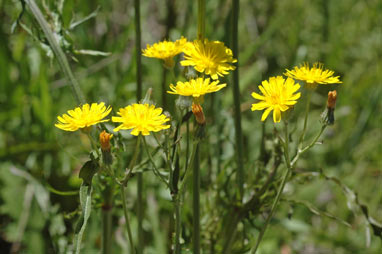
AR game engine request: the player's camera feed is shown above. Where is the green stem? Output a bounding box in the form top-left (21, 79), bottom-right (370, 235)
top-left (231, 0), bottom-right (244, 200)
top-left (173, 194), bottom-right (182, 254)
top-left (142, 137), bottom-right (169, 187)
top-left (121, 185), bottom-right (136, 253)
top-left (134, 0), bottom-right (143, 250)
top-left (25, 0), bottom-right (85, 104)
top-left (178, 141), bottom-right (199, 201)
top-left (193, 145), bottom-right (200, 254)
top-left (102, 183), bottom-right (113, 254)
top-left (298, 90), bottom-right (312, 148)
top-left (197, 0), bottom-right (206, 40)
top-left (292, 125), bottom-right (327, 166)
top-left (251, 121), bottom-right (292, 254)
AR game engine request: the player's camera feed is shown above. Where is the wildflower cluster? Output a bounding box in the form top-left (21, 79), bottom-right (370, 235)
top-left (251, 62), bottom-right (342, 123)
top-left (142, 36), bottom-right (236, 127)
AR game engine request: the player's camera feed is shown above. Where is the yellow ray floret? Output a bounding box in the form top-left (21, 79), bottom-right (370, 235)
top-left (181, 39), bottom-right (237, 80)
top-left (251, 76), bottom-right (301, 123)
top-left (284, 62), bottom-right (342, 85)
top-left (55, 102), bottom-right (111, 131)
top-left (167, 77), bottom-right (226, 99)
top-left (112, 103), bottom-right (170, 136)
top-left (142, 37), bottom-right (187, 68)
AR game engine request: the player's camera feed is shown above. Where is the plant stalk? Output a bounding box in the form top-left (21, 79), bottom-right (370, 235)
top-left (134, 0), bottom-right (143, 252)
top-left (251, 121), bottom-right (292, 253)
top-left (193, 145), bottom-right (201, 254)
top-left (102, 184), bottom-right (113, 254)
top-left (231, 0), bottom-right (245, 200)
top-left (298, 90), bottom-right (312, 148)
top-left (25, 0), bottom-right (85, 104)
top-left (173, 194), bottom-right (182, 254)
top-left (121, 185), bottom-right (136, 253)
top-left (197, 0), bottom-right (206, 40)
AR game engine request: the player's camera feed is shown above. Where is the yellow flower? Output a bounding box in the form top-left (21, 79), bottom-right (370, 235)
top-left (167, 77), bottom-right (226, 103)
top-left (55, 103), bottom-right (111, 131)
top-left (284, 62), bottom-right (342, 87)
top-left (142, 37), bottom-right (187, 68)
top-left (112, 103), bottom-right (170, 136)
top-left (181, 39), bottom-right (237, 80)
top-left (251, 76), bottom-right (301, 123)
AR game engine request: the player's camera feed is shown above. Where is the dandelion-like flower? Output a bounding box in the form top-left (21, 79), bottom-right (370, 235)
top-left (167, 77), bottom-right (226, 104)
top-left (112, 103), bottom-right (170, 136)
top-left (142, 37), bottom-right (187, 68)
top-left (181, 39), bottom-right (237, 80)
top-left (251, 76), bottom-right (301, 123)
top-left (284, 62), bottom-right (342, 88)
top-left (55, 103), bottom-right (111, 131)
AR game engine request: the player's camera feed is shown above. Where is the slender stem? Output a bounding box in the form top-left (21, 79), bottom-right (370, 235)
top-left (231, 0), bottom-right (244, 200)
top-left (121, 185), bottom-right (136, 253)
top-left (173, 195), bottom-right (182, 254)
top-left (142, 137), bottom-right (170, 187)
top-left (102, 183), bottom-right (113, 254)
top-left (178, 141), bottom-right (199, 196)
top-left (25, 0), bottom-right (85, 104)
top-left (185, 120), bottom-right (190, 174)
top-left (298, 90), bottom-right (312, 148)
top-left (292, 125), bottom-right (327, 166)
top-left (251, 122), bottom-right (292, 254)
top-left (134, 0), bottom-right (143, 250)
top-left (197, 0), bottom-right (206, 40)
top-left (134, 0), bottom-right (142, 101)
top-left (193, 145), bottom-right (201, 254)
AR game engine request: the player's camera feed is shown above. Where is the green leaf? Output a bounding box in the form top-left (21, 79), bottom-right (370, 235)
top-left (79, 160), bottom-right (98, 186)
top-left (73, 184), bottom-right (93, 254)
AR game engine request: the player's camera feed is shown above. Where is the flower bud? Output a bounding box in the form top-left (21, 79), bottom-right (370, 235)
top-left (192, 103), bottom-right (206, 125)
top-left (327, 90), bottom-right (337, 109)
top-left (321, 90), bottom-right (337, 126)
top-left (99, 130), bottom-right (113, 165)
top-left (100, 130), bottom-right (113, 151)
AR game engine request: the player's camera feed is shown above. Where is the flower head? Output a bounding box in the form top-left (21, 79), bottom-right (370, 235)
top-left (142, 37), bottom-right (187, 68)
top-left (168, 77), bottom-right (226, 104)
top-left (181, 39), bottom-right (237, 80)
top-left (55, 103), bottom-right (111, 131)
top-left (251, 76), bottom-right (301, 123)
top-left (112, 103), bottom-right (170, 136)
top-left (284, 62), bottom-right (342, 88)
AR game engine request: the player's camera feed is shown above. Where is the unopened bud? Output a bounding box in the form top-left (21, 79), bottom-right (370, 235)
top-left (327, 90), bottom-right (337, 109)
top-left (321, 90), bottom-right (337, 126)
top-left (192, 103), bottom-right (206, 125)
top-left (100, 130), bottom-right (113, 151)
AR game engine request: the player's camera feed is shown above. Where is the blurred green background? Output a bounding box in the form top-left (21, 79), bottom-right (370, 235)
top-left (0, 0), bottom-right (381, 253)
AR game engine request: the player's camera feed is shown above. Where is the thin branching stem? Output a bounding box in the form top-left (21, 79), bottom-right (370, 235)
top-left (142, 137), bottom-right (170, 188)
top-left (251, 121), bottom-right (292, 253)
top-left (298, 89), bottom-right (312, 148)
top-left (121, 184), bottom-right (136, 254)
